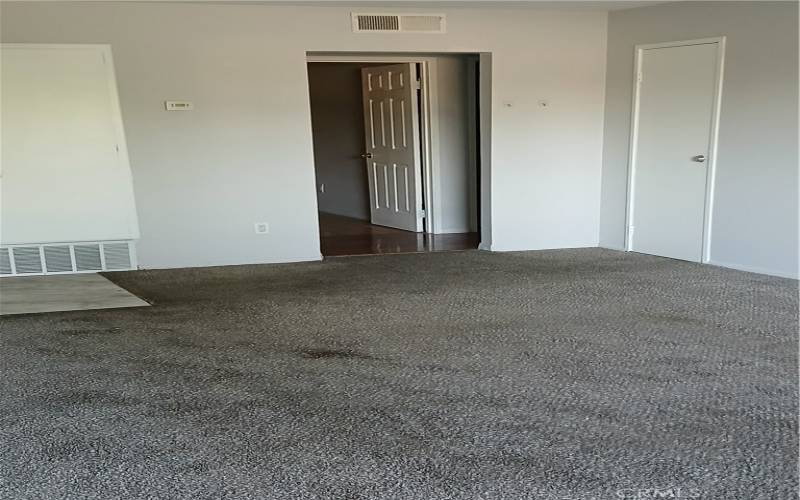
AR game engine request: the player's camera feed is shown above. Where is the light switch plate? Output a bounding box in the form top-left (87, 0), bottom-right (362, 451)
top-left (165, 100), bottom-right (194, 111)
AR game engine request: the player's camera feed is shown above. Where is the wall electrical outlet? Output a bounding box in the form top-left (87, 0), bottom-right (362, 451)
top-left (254, 222), bottom-right (269, 234)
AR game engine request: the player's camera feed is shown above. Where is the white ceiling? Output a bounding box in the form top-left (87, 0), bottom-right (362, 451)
top-left (40, 0), bottom-right (668, 12)
top-left (277, 0), bottom-right (666, 9)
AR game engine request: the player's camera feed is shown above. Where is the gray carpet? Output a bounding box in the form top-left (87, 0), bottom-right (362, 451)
top-left (0, 249), bottom-right (797, 500)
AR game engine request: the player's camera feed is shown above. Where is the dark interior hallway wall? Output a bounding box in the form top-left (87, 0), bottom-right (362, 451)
top-left (308, 58), bottom-right (477, 232)
top-left (308, 63), bottom-right (372, 220)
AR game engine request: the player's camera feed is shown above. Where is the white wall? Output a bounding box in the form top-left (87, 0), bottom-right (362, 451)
top-left (601, 1), bottom-right (799, 278)
top-left (1, 45), bottom-right (139, 245)
top-left (1, 2), bottom-right (608, 268)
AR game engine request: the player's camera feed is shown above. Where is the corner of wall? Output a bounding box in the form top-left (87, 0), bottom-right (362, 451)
top-left (596, 9), bottom-right (611, 248)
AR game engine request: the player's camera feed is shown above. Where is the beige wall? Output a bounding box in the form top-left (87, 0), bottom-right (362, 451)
top-left (600, 1), bottom-right (799, 277)
top-left (1, 2), bottom-right (608, 268)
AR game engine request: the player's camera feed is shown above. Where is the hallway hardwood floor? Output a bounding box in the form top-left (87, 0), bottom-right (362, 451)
top-left (318, 212), bottom-right (479, 257)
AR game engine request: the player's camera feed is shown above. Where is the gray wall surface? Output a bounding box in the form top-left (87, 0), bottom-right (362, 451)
top-left (601, 1), bottom-right (799, 278)
top-left (308, 63), bottom-right (371, 220)
top-left (434, 55), bottom-right (476, 233)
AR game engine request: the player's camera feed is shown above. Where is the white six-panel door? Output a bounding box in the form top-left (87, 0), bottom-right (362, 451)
top-left (361, 64), bottom-right (423, 232)
top-left (628, 41), bottom-right (723, 262)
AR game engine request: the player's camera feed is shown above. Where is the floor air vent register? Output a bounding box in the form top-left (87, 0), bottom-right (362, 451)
top-left (0, 241), bottom-right (136, 276)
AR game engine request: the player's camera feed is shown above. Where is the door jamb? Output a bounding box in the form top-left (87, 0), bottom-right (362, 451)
top-left (307, 54), bottom-right (440, 235)
top-left (624, 37), bottom-right (726, 263)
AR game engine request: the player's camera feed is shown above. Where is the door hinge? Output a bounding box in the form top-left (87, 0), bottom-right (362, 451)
top-left (637, 72), bottom-right (643, 84)
top-left (419, 209), bottom-right (426, 218)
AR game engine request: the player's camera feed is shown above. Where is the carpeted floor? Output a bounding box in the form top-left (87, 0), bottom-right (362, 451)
top-left (0, 249), bottom-right (797, 500)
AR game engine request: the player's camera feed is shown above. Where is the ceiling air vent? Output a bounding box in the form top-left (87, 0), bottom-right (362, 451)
top-left (352, 13), bottom-right (446, 34)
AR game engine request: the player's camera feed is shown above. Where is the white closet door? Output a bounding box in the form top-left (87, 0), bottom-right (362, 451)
top-left (1, 44), bottom-right (139, 245)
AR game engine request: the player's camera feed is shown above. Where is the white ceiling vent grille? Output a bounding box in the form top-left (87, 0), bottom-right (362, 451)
top-left (355, 14), bottom-right (399, 31)
top-left (0, 241), bottom-right (136, 277)
top-left (352, 13), bottom-right (446, 34)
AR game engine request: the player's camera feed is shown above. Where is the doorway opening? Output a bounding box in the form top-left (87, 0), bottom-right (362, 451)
top-left (307, 53), bottom-right (484, 257)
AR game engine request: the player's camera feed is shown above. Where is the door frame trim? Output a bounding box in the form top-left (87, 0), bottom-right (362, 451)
top-left (624, 37), bottom-right (726, 263)
top-left (307, 53), bottom-right (440, 234)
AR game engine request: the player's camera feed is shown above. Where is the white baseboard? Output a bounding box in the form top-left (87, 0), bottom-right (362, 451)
top-left (706, 260), bottom-right (798, 279)
top-left (436, 227), bottom-right (472, 235)
top-left (599, 244), bottom-right (627, 252)
top-left (487, 243), bottom-right (598, 252)
top-left (600, 246), bottom-right (797, 279)
top-left (140, 253), bottom-right (323, 270)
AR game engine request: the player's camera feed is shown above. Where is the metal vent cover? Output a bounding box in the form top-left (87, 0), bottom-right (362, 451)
top-left (355, 14), bottom-right (399, 31)
top-left (352, 13), bottom-right (446, 33)
top-left (12, 247), bottom-right (43, 274)
top-left (0, 241), bottom-right (136, 277)
top-left (44, 245), bottom-right (73, 273)
top-left (103, 242), bottom-right (132, 270)
top-left (74, 244), bottom-right (102, 271)
top-left (0, 248), bottom-right (11, 275)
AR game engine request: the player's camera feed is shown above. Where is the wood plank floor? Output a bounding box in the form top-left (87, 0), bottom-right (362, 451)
top-left (319, 212), bottom-right (479, 257)
top-left (0, 274), bottom-right (149, 316)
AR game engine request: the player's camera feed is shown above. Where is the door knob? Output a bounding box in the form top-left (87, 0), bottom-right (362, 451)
top-left (691, 154), bottom-right (706, 163)
top-left (361, 153), bottom-right (374, 159)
